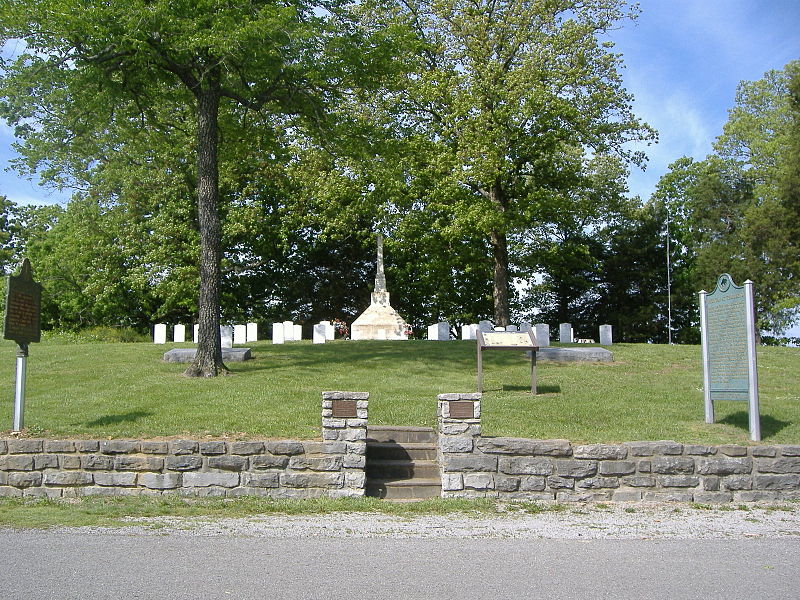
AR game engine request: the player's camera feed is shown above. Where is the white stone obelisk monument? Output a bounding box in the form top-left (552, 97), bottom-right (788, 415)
top-left (351, 235), bottom-right (409, 340)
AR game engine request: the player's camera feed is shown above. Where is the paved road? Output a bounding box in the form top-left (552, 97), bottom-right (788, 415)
top-left (5, 531), bottom-right (798, 599)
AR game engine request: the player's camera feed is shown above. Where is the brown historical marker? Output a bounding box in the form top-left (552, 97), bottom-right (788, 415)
top-left (4, 258), bottom-right (42, 432)
top-left (332, 399), bottom-right (358, 418)
top-left (448, 401), bottom-right (475, 419)
top-left (4, 258), bottom-right (42, 346)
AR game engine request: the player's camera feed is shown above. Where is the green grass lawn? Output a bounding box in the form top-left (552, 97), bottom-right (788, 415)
top-left (0, 339), bottom-right (797, 444)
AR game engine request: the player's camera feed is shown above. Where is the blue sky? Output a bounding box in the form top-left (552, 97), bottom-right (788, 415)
top-left (1, 0), bottom-right (799, 330)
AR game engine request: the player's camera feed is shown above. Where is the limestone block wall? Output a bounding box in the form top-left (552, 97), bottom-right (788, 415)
top-left (0, 392), bottom-right (368, 499)
top-left (438, 394), bottom-right (800, 502)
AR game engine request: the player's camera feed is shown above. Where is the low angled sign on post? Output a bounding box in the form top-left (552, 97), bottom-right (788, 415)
top-left (699, 274), bottom-right (760, 441)
top-left (477, 330), bottom-right (539, 394)
top-left (3, 258), bottom-right (42, 432)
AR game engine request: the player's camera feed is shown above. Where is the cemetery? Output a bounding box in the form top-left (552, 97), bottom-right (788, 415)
top-left (0, 330), bottom-right (799, 502)
top-left (0, 1), bottom-right (797, 512)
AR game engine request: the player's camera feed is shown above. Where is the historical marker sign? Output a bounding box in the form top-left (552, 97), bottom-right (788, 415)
top-left (699, 274), bottom-right (760, 441)
top-left (4, 258), bottom-right (42, 345)
top-left (477, 329), bottom-right (539, 394)
top-left (3, 258), bottom-right (42, 432)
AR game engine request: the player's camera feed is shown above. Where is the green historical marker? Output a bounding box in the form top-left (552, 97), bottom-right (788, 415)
top-left (3, 258), bottom-right (42, 432)
top-left (699, 274), bottom-right (760, 441)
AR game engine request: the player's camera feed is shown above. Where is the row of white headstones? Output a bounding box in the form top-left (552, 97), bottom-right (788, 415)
top-left (153, 323), bottom-right (259, 347)
top-left (433, 321), bottom-right (613, 346)
top-left (154, 320), bottom-right (613, 346)
top-left (152, 321), bottom-right (336, 346)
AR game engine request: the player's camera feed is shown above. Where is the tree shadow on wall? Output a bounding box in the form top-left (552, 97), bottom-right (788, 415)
top-left (718, 411), bottom-right (791, 440)
top-left (85, 411), bottom-right (154, 428)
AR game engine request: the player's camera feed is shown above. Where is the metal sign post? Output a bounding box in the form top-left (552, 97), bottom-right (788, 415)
top-left (3, 259), bottom-right (42, 433)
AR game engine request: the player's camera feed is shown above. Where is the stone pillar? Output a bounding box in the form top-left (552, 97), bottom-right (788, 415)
top-left (559, 323), bottom-right (573, 343)
top-left (272, 323), bottom-right (284, 344)
top-left (321, 391), bottom-right (369, 496)
top-left (246, 322), bottom-right (258, 342)
top-left (437, 393), bottom-right (483, 497)
top-left (599, 324), bottom-right (613, 346)
top-left (173, 324), bottom-right (186, 343)
top-left (154, 324), bottom-right (167, 344)
top-left (534, 323), bottom-right (550, 347)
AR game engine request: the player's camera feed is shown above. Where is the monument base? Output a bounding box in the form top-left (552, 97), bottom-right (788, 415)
top-left (532, 347), bottom-right (613, 362)
top-left (163, 348), bottom-right (252, 363)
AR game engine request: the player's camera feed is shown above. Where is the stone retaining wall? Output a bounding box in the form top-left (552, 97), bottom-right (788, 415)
top-left (0, 391), bottom-right (368, 499)
top-left (438, 393), bottom-right (800, 502)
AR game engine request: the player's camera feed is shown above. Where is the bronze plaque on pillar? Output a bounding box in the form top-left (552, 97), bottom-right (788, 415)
top-left (449, 401), bottom-right (475, 419)
top-left (332, 399), bottom-right (358, 418)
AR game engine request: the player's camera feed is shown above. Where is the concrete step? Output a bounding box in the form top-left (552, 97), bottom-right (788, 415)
top-left (366, 459), bottom-right (440, 480)
top-left (367, 425), bottom-right (437, 445)
top-left (366, 441), bottom-right (438, 461)
top-left (365, 478), bottom-right (442, 500)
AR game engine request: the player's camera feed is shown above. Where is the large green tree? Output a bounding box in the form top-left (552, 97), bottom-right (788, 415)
top-left (364, 0), bottom-right (654, 325)
top-left (0, 0), bottom-right (383, 375)
top-left (654, 62), bottom-right (800, 335)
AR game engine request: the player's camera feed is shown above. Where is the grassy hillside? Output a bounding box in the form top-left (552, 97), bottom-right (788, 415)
top-left (0, 339), bottom-right (797, 444)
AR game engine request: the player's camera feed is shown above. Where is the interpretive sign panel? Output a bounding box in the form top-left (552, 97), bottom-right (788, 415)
top-left (480, 332), bottom-right (534, 348)
top-left (3, 258), bottom-right (41, 345)
top-left (477, 329), bottom-right (539, 394)
top-left (699, 274), bottom-right (760, 440)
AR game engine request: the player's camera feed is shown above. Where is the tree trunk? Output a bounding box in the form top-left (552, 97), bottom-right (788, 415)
top-left (489, 228), bottom-right (510, 326)
top-left (184, 83), bottom-right (228, 377)
top-left (488, 180), bottom-right (510, 326)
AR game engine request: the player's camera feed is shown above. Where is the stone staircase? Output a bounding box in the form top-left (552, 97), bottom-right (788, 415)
top-left (365, 426), bottom-right (441, 500)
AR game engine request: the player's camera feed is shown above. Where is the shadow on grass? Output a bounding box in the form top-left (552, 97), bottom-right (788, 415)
top-left (85, 411), bottom-right (153, 428)
top-left (718, 411), bottom-right (791, 439)
top-left (501, 384), bottom-right (562, 394)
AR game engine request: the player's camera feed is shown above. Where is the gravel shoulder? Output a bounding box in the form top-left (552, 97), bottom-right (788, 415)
top-left (89, 502), bottom-right (800, 540)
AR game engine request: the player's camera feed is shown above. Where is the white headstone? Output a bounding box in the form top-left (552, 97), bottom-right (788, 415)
top-left (293, 324), bottom-right (302, 341)
top-left (282, 320), bottom-right (294, 341)
top-left (478, 320), bottom-right (494, 333)
top-left (519, 322), bottom-right (532, 333)
top-left (505, 325), bottom-right (518, 332)
top-left (173, 324), bottom-right (186, 343)
top-left (272, 323), bottom-right (285, 344)
top-left (323, 322), bottom-right (334, 340)
top-left (154, 324), bottom-right (167, 344)
top-left (193, 324), bottom-right (199, 344)
top-left (559, 323), bottom-right (573, 343)
top-left (428, 321), bottom-right (450, 340)
top-left (376, 329), bottom-right (387, 340)
top-left (599, 324), bottom-right (613, 346)
top-left (221, 326), bottom-right (234, 349)
top-left (461, 324), bottom-right (478, 340)
top-left (246, 322), bottom-right (258, 342)
top-left (494, 326), bottom-right (505, 332)
top-left (313, 324), bottom-right (326, 344)
top-left (233, 324), bottom-right (247, 345)
top-left (535, 323), bottom-right (550, 347)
